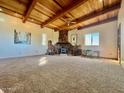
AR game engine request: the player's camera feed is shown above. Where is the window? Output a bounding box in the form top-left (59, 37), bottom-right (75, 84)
top-left (42, 33), bottom-right (47, 46)
top-left (85, 32), bottom-right (99, 46)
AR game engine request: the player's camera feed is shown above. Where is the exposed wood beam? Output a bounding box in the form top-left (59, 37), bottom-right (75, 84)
top-left (0, 3), bottom-right (59, 30)
top-left (34, 8), bottom-right (68, 24)
top-left (60, 2), bottom-right (121, 29)
top-left (0, 7), bottom-right (43, 26)
top-left (78, 16), bottom-right (117, 30)
top-left (47, 25), bottom-right (60, 30)
top-left (0, 6), bottom-right (23, 16)
top-left (23, 0), bottom-right (37, 23)
top-left (41, 0), bottom-right (88, 26)
top-left (35, 2), bottom-right (66, 23)
top-left (102, 0), bottom-right (105, 8)
top-left (0, 10), bottom-right (22, 19)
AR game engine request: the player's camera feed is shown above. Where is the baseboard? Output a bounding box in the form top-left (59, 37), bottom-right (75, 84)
top-left (81, 55), bottom-right (118, 60)
top-left (99, 57), bottom-right (118, 60)
top-left (0, 54), bottom-right (45, 60)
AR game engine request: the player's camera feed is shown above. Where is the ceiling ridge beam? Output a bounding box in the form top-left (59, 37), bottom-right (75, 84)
top-left (41, 0), bottom-right (88, 27)
top-left (60, 2), bottom-right (121, 29)
top-left (53, 0), bottom-right (74, 18)
top-left (23, 0), bottom-right (37, 23)
top-left (35, 2), bottom-right (65, 23)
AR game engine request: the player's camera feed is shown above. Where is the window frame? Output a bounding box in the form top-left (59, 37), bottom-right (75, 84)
top-left (84, 32), bottom-right (99, 46)
top-left (42, 33), bottom-right (47, 46)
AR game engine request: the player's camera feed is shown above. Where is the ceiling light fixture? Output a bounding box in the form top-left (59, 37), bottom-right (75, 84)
top-left (31, 19), bottom-right (34, 21)
top-left (99, 0), bottom-right (103, 2)
top-left (0, 8), bottom-right (3, 12)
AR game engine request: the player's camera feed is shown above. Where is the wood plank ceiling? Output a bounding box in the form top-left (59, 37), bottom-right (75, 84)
top-left (0, 0), bottom-right (121, 31)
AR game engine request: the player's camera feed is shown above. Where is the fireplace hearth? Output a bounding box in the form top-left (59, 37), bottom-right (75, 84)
top-left (55, 42), bottom-right (73, 54)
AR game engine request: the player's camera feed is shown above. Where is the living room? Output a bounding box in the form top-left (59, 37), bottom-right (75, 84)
top-left (0, 0), bottom-right (124, 93)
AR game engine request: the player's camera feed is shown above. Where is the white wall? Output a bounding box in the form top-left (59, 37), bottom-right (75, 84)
top-left (0, 13), bottom-right (59, 59)
top-left (69, 21), bottom-right (118, 59)
top-left (118, 0), bottom-right (124, 67)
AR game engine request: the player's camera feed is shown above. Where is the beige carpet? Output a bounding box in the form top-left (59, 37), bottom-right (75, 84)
top-left (0, 56), bottom-right (124, 93)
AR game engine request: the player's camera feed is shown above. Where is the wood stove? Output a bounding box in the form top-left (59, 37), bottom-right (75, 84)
top-left (55, 42), bottom-right (73, 54)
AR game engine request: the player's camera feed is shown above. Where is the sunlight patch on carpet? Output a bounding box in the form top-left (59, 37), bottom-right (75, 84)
top-left (39, 57), bottom-right (47, 66)
top-left (0, 89), bottom-right (4, 93)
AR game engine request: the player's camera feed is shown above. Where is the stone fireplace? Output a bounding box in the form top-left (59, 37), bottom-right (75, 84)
top-left (55, 30), bottom-right (73, 54)
top-left (58, 30), bottom-right (68, 42)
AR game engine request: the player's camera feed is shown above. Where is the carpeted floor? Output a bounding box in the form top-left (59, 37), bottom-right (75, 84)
top-left (0, 56), bottom-right (124, 93)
